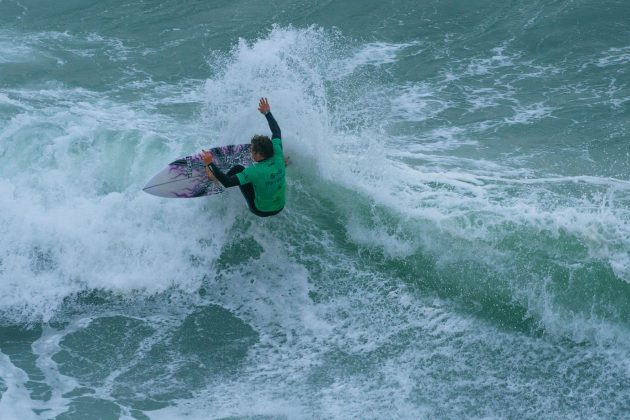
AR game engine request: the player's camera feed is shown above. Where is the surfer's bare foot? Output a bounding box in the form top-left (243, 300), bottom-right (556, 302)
top-left (284, 156), bottom-right (290, 167)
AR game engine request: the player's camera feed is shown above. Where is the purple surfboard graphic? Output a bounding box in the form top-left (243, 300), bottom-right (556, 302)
top-left (143, 144), bottom-right (253, 198)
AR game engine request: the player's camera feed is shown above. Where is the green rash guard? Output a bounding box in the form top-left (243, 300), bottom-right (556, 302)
top-left (235, 137), bottom-right (285, 212)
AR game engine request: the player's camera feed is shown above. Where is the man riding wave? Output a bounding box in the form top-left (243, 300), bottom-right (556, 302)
top-left (201, 97), bottom-right (285, 217)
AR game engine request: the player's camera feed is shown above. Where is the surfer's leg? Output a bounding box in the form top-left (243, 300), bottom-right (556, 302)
top-left (238, 182), bottom-right (258, 212)
top-left (226, 165), bottom-right (257, 211)
top-left (226, 165), bottom-right (281, 217)
top-left (240, 183), bottom-right (282, 217)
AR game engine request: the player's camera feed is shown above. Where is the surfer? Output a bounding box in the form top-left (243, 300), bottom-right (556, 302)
top-left (201, 97), bottom-right (285, 217)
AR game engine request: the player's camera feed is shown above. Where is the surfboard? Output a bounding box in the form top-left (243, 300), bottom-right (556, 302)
top-left (143, 143), bottom-right (253, 198)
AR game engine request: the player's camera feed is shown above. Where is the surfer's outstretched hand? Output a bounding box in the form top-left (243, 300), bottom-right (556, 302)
top-left (200, 150), bottom-right (213, 165)
top-left (258, 97), bottom-right (270, 114)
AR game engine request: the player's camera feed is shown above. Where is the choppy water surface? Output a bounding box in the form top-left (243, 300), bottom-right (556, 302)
top-left (1, 0), bottom-right (629, 418)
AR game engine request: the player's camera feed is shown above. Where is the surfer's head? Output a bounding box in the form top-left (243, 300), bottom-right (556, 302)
top-left (251, 135), bottom-right (274, 161)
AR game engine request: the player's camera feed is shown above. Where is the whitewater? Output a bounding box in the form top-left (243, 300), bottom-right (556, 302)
top-left (1, 0), bottom-right (629, 418)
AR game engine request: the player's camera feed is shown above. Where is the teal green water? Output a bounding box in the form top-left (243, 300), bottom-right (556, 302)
top-left (1, 0), bottom-right (630, 418)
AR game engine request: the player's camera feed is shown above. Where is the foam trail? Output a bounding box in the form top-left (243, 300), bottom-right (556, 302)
top-left (0, 352), bottom-right (38, 420)
top-left (30, 322), bottom-right (89, 416)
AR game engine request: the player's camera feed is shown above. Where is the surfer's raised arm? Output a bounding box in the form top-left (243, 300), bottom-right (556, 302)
top-left (258, 97), bottom-right (281, 141)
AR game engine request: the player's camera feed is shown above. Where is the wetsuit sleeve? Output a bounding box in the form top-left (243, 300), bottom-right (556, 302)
top-left (265, 111), bottom-right (281, 140)
top-left (209, 163), bottom-right (240, 188)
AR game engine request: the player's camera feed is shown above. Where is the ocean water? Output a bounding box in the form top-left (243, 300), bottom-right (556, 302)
top-left (1, 0), bottom-right (630, 418)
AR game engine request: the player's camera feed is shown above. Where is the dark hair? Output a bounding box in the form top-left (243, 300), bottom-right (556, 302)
top-left (251, 135), bottom-right (274, 159)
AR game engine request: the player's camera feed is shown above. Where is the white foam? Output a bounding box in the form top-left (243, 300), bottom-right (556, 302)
top-left (0, 352), bottom-right (39, 420)
top-left (329, 41), bottom-right (419, 79)
top-left (0, 84), bottom-right (234, 322)
top-left (465, 45), bottom-right (517, 76)
top-left (596, 46), bottom-right (630, 68)
top-left (463, 86), bottom-right (515, 111)
top-left (389, 83), bottom-right (451, 122)
top-left (0, 32), bottom-right (35, 64)
top-left (504, 102), bottom-right (555, 125)
top-left (345, 220), bottom-right (415, 259)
